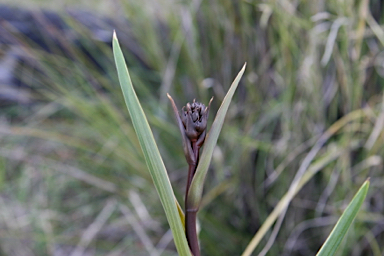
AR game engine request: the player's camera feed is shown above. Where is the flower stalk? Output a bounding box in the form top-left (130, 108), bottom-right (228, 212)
top-left (168, 94), bottom-right (212, 256)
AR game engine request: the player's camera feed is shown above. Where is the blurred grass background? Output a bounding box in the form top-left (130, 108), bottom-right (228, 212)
top-left (0, 0), bottom-right (383, 255)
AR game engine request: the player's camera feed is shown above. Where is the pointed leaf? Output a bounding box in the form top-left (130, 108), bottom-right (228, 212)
top-left (316, 179), bottom-right (370, 256)
top-left (187, 63), bottom-right (246, 209)
top-left (175, 197), bottom-right (185, 230)
top-left (112, 31), bottom-right (191, 256)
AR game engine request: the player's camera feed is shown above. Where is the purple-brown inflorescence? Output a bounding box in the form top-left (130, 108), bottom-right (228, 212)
top-left (167, 94), bottom-right (212, 167)
top-left (167, 94), bottom-right (213, 256)
top-left (182, 100), bottom-right (210, 145)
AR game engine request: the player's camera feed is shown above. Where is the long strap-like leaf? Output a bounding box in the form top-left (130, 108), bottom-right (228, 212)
top-left (316, 179), bottom-right (370, 256)
top-left (112, 31), bottom-right (191, 256)
top-left (187, 64), bottom-right (246, 209)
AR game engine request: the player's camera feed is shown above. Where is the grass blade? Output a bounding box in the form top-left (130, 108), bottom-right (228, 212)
top-left (187, 63), bottom-right (246, 209)
top-left (112, 31), bottom-right (191, 256)
top-left (316, 179), bottom-right (370, 256)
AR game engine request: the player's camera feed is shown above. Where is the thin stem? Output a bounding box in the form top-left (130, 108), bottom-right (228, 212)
top-left (185, 163), bottom-right (196, 209)
top-left (185, 141), bottom-right (198, 208)
top-left (185, 141), bottom-right (201, 256)
top-left (186, 208), bottom-right (200, 256)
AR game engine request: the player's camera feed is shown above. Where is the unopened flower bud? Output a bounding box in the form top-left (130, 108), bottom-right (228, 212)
top-left (182, 99), bottom-right (210, 142)
top-left (167, 94), bottom-right (213, 165)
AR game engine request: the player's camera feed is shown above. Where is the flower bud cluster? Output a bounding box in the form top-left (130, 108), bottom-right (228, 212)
top-left (168, 94), bottom-right (212, 165)
top-left (181, 100), bottom-right (209, 144)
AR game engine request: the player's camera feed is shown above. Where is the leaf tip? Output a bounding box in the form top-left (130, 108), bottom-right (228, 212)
top-left (363, 177), bottom-right (370, 188)
top-left (113, 30), bottom-right (117, 40)
top-left (236, 63), bottom-right (247, 78)
top-left (208, 96), bottom-right (214, 106)
top-left (167, 93), bottom-right (180, 117)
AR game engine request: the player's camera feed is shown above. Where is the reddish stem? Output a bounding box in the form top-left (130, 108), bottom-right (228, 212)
top-left (185, 141), bottom-right (201, 256)
top-left (185, 163), bottom-right (195, 209)
top-left (186, 208), bottom-right (200, 256)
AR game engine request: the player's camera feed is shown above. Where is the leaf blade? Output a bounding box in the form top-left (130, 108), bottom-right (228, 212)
top-left (112, 31), bottom-right (191, 256)
top-left (316, 179), bottom-right (370, 256)
top-left (187, 63), bottom-right (246, 209)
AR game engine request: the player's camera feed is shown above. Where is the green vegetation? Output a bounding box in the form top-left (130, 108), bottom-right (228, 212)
top-left (317, 180), bottom-right (370, 256)
top-left (0, 0), bottom-right (383, 255)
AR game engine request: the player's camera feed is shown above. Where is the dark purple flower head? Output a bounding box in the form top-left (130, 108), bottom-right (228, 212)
top-left (167, 94), bottom-right (213, 165)
top-left (181, 100), bottom-right (210, 142)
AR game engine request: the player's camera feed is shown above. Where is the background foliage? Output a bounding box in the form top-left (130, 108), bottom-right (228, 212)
top-left (0, 0), bottom-right (383, 255)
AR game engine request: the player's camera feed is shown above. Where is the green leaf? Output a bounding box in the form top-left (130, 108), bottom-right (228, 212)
top-left (112, 31), bottom-right (191, 256)
top-left (175, 198), bottom-right (185, 230)
top-left (187, 63), bottom-right (246, 209)
top-left (316, 179), bottom-right (370, 256)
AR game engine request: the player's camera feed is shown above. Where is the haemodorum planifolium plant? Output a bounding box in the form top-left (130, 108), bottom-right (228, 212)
top-left (113, 31), bottom-right (369, 256)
